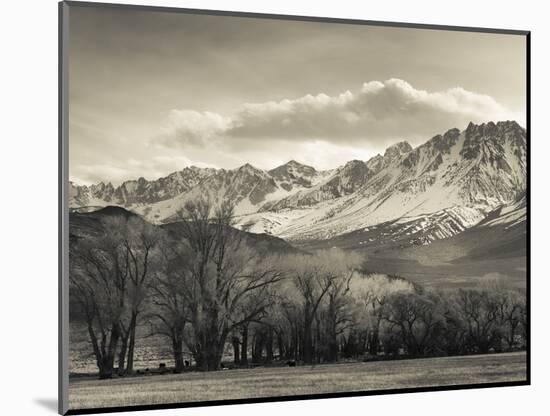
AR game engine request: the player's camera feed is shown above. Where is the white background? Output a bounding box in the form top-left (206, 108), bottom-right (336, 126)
top-left (1, 0), bottom-right (547, 414)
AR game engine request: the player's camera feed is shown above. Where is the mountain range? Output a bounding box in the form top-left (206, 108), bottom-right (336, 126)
top-left (70, 120), bottom-right (527, 248)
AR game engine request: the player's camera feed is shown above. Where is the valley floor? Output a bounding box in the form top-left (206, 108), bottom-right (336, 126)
top-left (68, 351), bottom-right (527, 411)
top-left (362, 255), bottom-right (527, 289)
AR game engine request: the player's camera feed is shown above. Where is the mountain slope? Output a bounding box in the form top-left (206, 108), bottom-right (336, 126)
top-left (69, 120), bottom-right (526, 246)
top-left (69, 206), bottom-right (303, 257)
top-left (298, 194), bottom-right (526, 254)
top-left (268, 160), bottom-right (322, 191)
top-left (69, 166), bottom-right (216, 208)
top-left (252, 121), bottom-right (525, 239)
top-left (294, 196), bottom-right (527, 289)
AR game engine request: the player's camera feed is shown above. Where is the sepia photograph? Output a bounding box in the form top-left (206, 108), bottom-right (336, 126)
top-left (62, 2), bottom-right (528, 413)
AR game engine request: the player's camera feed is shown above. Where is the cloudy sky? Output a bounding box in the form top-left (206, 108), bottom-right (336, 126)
top-left (69, 5), bottom-right (527, 186)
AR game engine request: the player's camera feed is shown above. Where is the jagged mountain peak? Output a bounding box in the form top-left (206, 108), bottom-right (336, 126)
top-left (240, 120), bottom-right (525, 241)
top-left (93, 181), bottom-right (114, 190)
top-left (70, 166), bottom-right (216, 207)
top-left (329, 160), bottom-right (371, 194)
top-left (428, 127), bottom-right (461, 151)
top-left (332, 159), bottom-right (370, 182)
top-left (267, 159), bottom-right (320, 193)
top-left (236, 162), bottom-right (260, 172)
top-left (230, 164), bottom-right (273, 182)
top-left (365, 154), bottom-right (384, 174)
top-left (286, 159), bottom-right (311, 168)
top-left (231, 163), bottom-right (274, 181)
top-left (269, 160), bottom-right (317, 174)
top-left (343, 159), bottom-right (367, 168)
top-left (461, 120), bottom-right (526, 166)
top-left (384, 140), bottom-right (413, 161)
top-left (466, 120), bottom-right (525, 138)
top-left (70, 120), bottom-right (526, 247)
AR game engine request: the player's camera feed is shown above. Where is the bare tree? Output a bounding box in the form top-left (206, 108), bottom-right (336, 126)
top-left (70, 217), bottom-right (130, 379)
top-left (120, 217), bottom-right (160, 374)
top-left (439, 294), bottom-right (468, 355)
top-left (494, 290), bottom-right (524, 350)
top-left (319, 251), bottom-right (361, 362)
top-left (283, 250), bottom-right (358, 364)
top-left (176, 198), bottom-right (284, 370)
top-left (455, 289), bottom-right (501, 353)
top-left (382, 291), bottom-right (445, 356)
top-left (289, 256), bottom-right (331, 364)
top-left (351, 274), bottom-right (414, 355)
top-left (275, 295), bottom-right (303, 361)
top-left (147, 237), bottom-right (190, 373)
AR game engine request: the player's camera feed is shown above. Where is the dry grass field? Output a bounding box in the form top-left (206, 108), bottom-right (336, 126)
top-left (69, 352), bottom-right (527, 411)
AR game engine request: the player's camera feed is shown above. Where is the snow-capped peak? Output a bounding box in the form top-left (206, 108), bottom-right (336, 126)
top-left (70, 120), bottom-right (526, 246)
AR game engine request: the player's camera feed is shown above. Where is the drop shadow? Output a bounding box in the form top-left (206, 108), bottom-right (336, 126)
top-left (34, 398), bottom-right (58, 413)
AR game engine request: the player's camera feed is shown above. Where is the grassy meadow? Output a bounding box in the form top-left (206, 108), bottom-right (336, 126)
top-left (69, 351), bottom-right (527, 410)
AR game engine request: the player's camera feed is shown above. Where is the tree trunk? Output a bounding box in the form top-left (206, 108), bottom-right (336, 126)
top-left (369, 329), bottom-right (379, 355)
top-left (117, 336), bottom-right (128, 376)
top-left (98, 354), bottom-right (116, 379)
top-left (190, 342), bottom-right (203, 369)
top-left (196, 328), bottom-right (226, 371)
top-left (252, 332), bottom-right (263, 363)
top-left (315, 318), bottom-right (322, 363)
top-left (126, 312), bottom-right (138, 374)
top-left (277, 332), bottom-right (285, 360)
top-left (97, 324), bottom-right (120, 380)
top-left (195, 304), bottom-right (225, 371)
top-left (288, 328), bottom-right (296, 360)
top-left (240, 324), bottom-right (249, 366)
top-left (327, 338), bottom-right (338, 362)
top-left (266, 328), bottom-right (273, 363)
top-left (173, 337), bottom-right (184, 373)
top-left (232, 336), bottom-right (241, 365)
top-left (203, 342), bottom-right (223, 371)
top-left (303, 321), bottom-right (313, 364)
top-left (295, 329), bottom-right (301, 361)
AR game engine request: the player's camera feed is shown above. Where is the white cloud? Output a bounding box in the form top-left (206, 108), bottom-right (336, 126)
top-left (73, 79), bottom-right (525, 186)
top-left (158, 110), bottom-right (231, 147)
top-left (157, 78), bottom-right (524, 149)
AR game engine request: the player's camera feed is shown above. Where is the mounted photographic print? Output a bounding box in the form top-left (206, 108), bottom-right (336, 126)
top-left (58, 1), bottom-right (530, 414)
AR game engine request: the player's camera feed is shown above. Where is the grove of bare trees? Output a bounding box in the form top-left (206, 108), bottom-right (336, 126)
top-left (70, 200), bottom-right (527, 379)
top-left (70, 216), bottom-right (160, 378)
